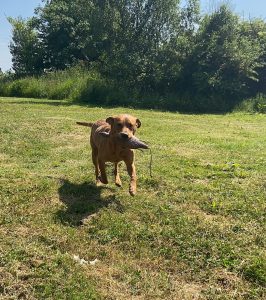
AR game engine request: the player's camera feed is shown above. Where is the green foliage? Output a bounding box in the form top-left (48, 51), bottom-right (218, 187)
top-left (236, 94), bottom-right (266, 113)
top-left (97, 0), bottom-right (184, 88)
top-left (78, 78), bottom-right (129, 106)
top-left (8, 17), bottom-right (44, 75)
top-left (240, 19), bottom-right (266, 95)
top-left (35, 0), bottom-right (94, 69)
top-left (183, 5), bottom-right (264, 111)
top-left (0, 66), bottom-right (93, 100)
top-left (4, 1), bottom-right (266, 112)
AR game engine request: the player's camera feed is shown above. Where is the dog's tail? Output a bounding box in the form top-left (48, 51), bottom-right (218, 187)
top-left (76, 121), bottom-right (93, 127)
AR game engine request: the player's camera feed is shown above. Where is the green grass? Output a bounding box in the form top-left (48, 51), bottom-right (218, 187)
top-left (0, 97), bottom-right (265, 299)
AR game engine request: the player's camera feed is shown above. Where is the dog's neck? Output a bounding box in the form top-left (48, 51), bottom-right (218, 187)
top-left (108, 134), bottom-right (128, 155)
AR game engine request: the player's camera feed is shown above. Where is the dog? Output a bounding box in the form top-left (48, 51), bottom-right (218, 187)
top-left (77, 114), bottom-right (142, 196)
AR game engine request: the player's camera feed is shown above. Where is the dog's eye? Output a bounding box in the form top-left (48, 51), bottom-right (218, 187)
top-left (127, 124), bottom-right (133, 129)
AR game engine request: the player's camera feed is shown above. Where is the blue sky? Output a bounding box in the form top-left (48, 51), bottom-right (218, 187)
top-left (1, 0), bottom-right (266, 71)
top-left (0, 0), bottom-right (42, 71)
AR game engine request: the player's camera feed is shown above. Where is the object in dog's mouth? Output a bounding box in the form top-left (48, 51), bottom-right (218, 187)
top-left (100, 132), bottom-right (148, 149)
top-left (122, 136), bottom-right (149, 149)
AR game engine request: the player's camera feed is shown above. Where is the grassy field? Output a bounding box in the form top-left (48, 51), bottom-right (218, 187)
top-left (0, 97), bottom-right (265, 299)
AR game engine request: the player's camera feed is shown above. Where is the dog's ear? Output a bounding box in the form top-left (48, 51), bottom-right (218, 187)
top-left (106, 117), bottom-right (114, 126)
top-left (136, 118), bottom-right (141, 128)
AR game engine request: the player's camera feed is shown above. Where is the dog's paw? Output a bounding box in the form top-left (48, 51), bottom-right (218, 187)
top-left (99, 176), bottom-right (108, 185)
top-left (96, 180), bottom-right (103, 187)
top-left (115, 179), bottom-right (122, 187)
top-left (129, 188), bottom-right (136, 197)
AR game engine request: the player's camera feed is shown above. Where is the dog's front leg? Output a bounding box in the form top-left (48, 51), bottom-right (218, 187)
top-left (124, 152), bottom-right (136, 196)
top-left (114, 162), bottom-right (122, 187)
top-left (98, 159), bottom-right (108, 184)
top-left (92, 148), bottom-right (101, 185)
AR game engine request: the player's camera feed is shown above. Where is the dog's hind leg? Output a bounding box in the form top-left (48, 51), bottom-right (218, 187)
top-left (114, 162), bottom-right (122, 187)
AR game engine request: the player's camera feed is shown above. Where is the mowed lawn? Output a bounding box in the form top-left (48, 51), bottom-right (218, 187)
top-left (0, 97), bottom-right (265, 300)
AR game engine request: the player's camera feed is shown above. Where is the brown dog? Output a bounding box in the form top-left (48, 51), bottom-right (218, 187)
top-left (77, 114), bottom-right (142, 196)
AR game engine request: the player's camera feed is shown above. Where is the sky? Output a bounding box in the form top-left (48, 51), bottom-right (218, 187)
top-left (1, 0), bottom-right (266, 71)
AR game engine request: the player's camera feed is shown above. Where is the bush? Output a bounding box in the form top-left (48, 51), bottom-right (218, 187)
top-left (76, 77), bottom-right (128, 107)
top-left (1, 66), bottom-right (265, 113)
top-left (236, 94), bottom-right (266, 113)
top-left (0, 66), bottom-right (131, 107)
top-left (0, 66), bottom-right (89, 101)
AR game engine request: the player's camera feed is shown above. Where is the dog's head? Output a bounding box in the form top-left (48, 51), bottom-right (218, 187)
top-left (104, 114), bottom-right (141, 140)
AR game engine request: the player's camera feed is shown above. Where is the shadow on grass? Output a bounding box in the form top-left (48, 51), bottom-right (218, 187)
top-left (56, 179), bottom-right (124, 227)
top-left (0, 99), bottom-right (72, 106)
top-left (0, 97), bottom-right (229, 115)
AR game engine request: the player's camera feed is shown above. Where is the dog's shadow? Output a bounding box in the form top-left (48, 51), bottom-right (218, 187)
top-left (56, 179), bottom-right (124, 226)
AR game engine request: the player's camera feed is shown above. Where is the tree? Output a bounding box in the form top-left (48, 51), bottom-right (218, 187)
top-left (8, 17), bottom-right (44, 75)
top-left (8, 0), bottom-right (200, 93)
top-left (97, 0), bottom-right (183, 91)
top-left (185, 5), bottom-right (264, 110)
top-left (240, 19), bottom-right (266, 95)
top-left (35, 0), bottom-right (94, 69)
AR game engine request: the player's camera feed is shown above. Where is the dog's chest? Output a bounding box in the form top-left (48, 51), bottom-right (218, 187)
top-left (101, 149), bottom-right (124, 162)
top-left (98, 145), bottom-right (130, 163)
top-left (94, 134), bottom-right (132, 162)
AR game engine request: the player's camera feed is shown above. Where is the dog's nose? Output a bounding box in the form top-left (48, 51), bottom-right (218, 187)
top-left (120, 132), bottom-right (129, 139)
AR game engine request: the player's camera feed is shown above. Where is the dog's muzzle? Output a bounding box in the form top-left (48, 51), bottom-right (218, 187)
top-left (120, 132), bottom-right (129, 140)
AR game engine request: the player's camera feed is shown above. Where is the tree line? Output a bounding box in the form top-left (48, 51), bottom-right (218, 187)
top-left (5, 0), bottom-right (266, 112)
